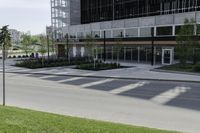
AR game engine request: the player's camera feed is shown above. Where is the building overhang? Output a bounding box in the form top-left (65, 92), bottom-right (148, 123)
top-left (54, 36), bottom-right (200, 46)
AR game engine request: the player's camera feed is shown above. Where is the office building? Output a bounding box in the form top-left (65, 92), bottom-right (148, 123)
top-left (51, 0), bottom-right (200, 65)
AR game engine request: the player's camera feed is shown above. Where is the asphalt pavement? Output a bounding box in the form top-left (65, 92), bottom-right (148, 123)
top-left (0, 72), bottom-right (200, 133)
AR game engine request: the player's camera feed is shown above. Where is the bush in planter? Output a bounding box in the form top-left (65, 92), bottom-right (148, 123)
top-left (76, 62), bottom-right (121, 70)
top-left (13, 55), bottom-right (16, 58)
top-left (15, 58), bottom-right (74, 69)
top-left (18, 55), bottom-right (22, 58)
top-left (193, 65), bottom-right (200, 72)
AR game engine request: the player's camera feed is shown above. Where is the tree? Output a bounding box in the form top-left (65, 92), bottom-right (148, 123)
top-left (21, 34), bottom-right (34, 56)
top-left (85, 35), bottom-right (95, 61)
top-left (37, 34), bottom-right (48, 66)
top-left (84, 35), bottom-right (97, 68)
top-left (176, 19), bottom-right (199, 66)
top-left (64, 34), bottom-right (73, 64)
top-left (0, 25), bottom-right (11, 106)
top-left (0, 26), bottom-right (11, 57)
top-left (192, 23), bottom-right (200, 64)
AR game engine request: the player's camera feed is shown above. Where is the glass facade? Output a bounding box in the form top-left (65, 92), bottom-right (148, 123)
top-left (140, 27), bottom-right (153, 37)
top-left (113, 29), bottom-right (124, 38)
top-left (92, 31), bottom-right (101, 38)
top-left (125, 28), bottom-right (138, 37)
top-left (101, 30), bottom-right (112, 38)
top-left (156, 26), bottom-right (173, 36)
top-left (81, 0), bottom-right (200, 24)
top-left (77, 32), bottom-right (84, 38)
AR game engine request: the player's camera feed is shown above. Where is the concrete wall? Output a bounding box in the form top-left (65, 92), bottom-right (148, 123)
top-left (64, 11), bottom-right (200, 37)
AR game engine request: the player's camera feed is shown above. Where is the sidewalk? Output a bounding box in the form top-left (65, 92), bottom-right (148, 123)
top-left (1, 59), bottom-right (200, 82)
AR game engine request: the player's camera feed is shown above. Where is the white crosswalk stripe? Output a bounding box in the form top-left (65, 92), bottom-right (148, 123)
top-left (57, 73), bottom-right (95, 83)
top-left (59, 77), bottom-right (83, 82)
top-left (80, 79), bottom-right (114, 88)
top-left (40, 75), bottom-right (56, 79)
top-left (151, 86), bottom-right (191, 104)
top-left (40, 72), bottom-right (69, 79)
top-left (110, 81), bottom-right (148, 94)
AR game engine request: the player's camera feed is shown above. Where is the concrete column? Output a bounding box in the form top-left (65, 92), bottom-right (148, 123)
top-left (124, 47), bottom-right (126, 62)
top-left (138, 28), bottom-right (140, 37)
top-left (172, 47), bottom-right (175, 64)
top-left (96, 46), bottom-right (98, 59)
top-left (137, 46), bottom-right (140, 63)
top-left (131, 48), bottom-right (133, 61)
top-left (145, 48), bottom-right (148, 63)
top-left (101, 47), bottom-right (103, 60)
top-left (112, 46), bottom-right (114, 62)
top-left (154, 46), bottom-right (157, 65)
top-left (73, 46), bottom-right (77, 57)
top-left (172, 25), bottom-right (176, 36)
top-left (106, 47), bottom-right (108, 60)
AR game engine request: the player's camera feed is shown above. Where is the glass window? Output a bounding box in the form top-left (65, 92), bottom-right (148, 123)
top-left (140, 27), bottom-right (153, 37)
top-left (156, 26), bottom-right (173, 36)
top-left (81, 0), bottom-right (200, 24)
top-left (113, 29), bottom-right (124, 38)
top-left (125, 28), bottom-right (138, 37)
top-left (77, 32), bottom-right (84, 39)
top-left (70, 33), bottom-right (76, 38)
top-left (101, 30), bottom-right (112, 38)
top-left (92, 31), bottom-right (100, 38)
top-left (85, 31), bottom-right (92, 36)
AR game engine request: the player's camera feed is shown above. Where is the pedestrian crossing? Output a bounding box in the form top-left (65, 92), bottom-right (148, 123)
top-left (19, 73), bottom-right (200, 109)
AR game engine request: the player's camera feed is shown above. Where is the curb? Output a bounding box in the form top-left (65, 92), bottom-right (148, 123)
top-left (2, 71), bottom-right (200, 83)
top-left (151, 69), bottom-right (200, 76)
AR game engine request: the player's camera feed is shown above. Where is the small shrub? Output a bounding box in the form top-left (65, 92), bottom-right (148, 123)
top-left (193, 65), bottom-right (200, 72)
top-left (76, 62), bottom-right (122, 71)
top-left (15, 58), bottom-right (75, 69)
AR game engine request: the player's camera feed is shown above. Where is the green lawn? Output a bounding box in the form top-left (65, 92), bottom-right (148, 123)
top-left (0, 106), bottom-right (178, 133)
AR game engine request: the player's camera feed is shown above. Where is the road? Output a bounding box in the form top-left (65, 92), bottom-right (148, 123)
top-left (0, 72), bottom-right (200, 133)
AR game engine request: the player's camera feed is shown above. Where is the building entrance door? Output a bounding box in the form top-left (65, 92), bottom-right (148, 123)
top-left (162, 48), bottom-right (173, 65)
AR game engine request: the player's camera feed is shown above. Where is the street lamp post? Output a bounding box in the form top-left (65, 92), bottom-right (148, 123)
top-left (2, 39), bottom-right (5, 106)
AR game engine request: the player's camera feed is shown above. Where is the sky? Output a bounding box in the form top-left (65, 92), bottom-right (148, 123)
top-left (0, 0), bottom-right (51, 35)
